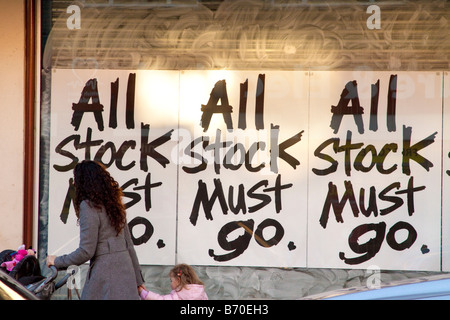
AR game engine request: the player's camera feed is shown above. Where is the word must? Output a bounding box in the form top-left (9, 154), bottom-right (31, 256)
top-left (190, 174), bottom-right (292, 226)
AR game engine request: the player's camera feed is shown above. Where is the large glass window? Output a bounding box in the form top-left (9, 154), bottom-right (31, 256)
top-left (39, 0), bottom-right (449, 300)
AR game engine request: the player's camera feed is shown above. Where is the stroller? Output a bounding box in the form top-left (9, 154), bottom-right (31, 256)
top-left (0, 248), bottom-right (75, 300)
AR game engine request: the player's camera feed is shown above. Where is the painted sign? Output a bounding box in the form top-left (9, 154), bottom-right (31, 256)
top-left (48, 69), bottom-right (447, 271)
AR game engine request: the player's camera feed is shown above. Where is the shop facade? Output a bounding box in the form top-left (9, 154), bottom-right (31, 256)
top-left (8, 0), bottom-right (450, 299)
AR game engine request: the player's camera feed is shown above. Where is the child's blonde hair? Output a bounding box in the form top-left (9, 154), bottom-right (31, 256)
top-left (169, 264), bottom-right (203, 291)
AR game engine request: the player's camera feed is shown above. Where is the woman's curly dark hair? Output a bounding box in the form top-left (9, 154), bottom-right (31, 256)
top-left (73, 160), bottom-right (126, 235)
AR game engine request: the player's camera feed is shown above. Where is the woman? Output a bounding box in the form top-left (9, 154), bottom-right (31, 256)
top-left (47, 160), bottom-right (144, 300)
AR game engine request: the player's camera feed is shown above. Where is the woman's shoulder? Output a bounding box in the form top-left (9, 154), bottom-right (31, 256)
top-left (80, 200), bottom-right (94, 211)
top-left (80, 200), bottom-right (103, 209)
top-left (80, 199), bottom-right (90, 208)
top-left (79, 200), bottom-right (105, 216)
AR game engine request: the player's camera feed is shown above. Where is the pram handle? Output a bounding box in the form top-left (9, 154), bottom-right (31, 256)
top-left (28, 265), bottom-right (58, 294)
top-left (49, 266), bottom-right (58, 280)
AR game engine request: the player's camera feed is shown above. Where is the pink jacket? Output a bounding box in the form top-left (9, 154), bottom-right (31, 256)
top-left (140, 284), bottom-right (208, 300)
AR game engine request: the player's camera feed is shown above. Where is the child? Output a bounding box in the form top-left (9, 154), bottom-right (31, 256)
top-left (139, 264), bottom-right (208, 300)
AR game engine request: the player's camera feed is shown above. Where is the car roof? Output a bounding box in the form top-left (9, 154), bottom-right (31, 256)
top-left (0, 270), bottom-right (39, 300)
top-left (302, 273), bottom-right (450, 300)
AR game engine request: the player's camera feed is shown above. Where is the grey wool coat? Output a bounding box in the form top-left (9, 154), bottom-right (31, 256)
top-left (54, 200), bottom-right (144, 300)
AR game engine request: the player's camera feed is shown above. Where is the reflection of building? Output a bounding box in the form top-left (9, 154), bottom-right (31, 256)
top-left (3, 0), bottom-right (450, 299)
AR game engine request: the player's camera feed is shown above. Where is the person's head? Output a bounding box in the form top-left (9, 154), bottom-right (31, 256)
top-left (73, 160), bottom-right (126, 235)
top-left (169, 264), bottom-right (203, 291)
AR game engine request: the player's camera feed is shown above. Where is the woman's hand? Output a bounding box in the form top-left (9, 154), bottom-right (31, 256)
top-left (46, 255), bottom-right (56, 267)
